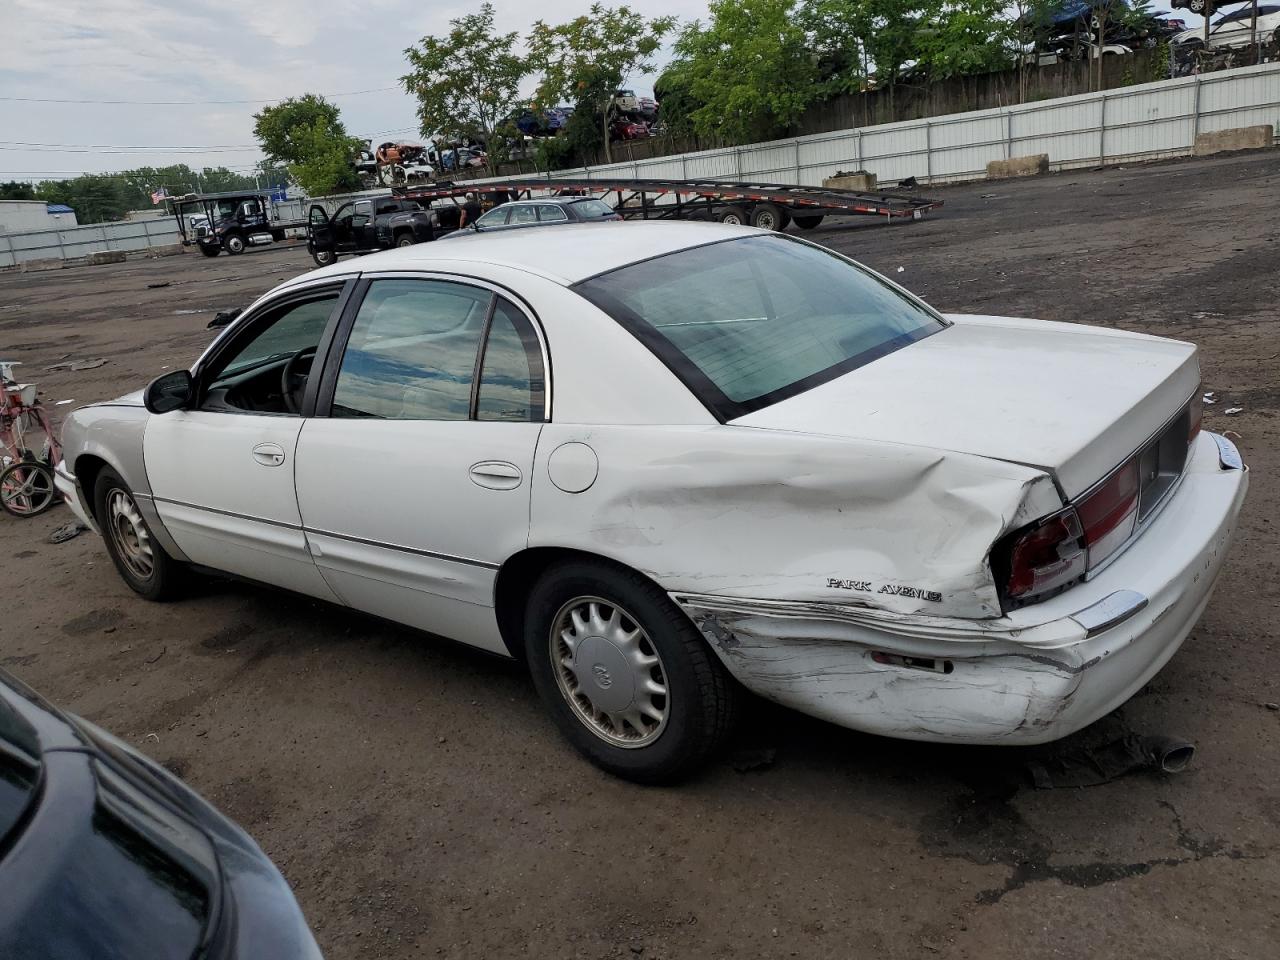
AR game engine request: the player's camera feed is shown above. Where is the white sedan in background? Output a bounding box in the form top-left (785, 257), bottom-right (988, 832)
top-left (55, 222), bottom-right (1247, 782)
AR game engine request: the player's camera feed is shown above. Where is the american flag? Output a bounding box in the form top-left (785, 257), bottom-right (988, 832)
top-left (150, 187), bottom-right (168, 205)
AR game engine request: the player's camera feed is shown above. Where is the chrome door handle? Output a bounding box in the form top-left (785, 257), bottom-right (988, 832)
top-left (469, 460), bottom-right (522, 490)
top-left (252, 442), bottom-right (286, 467)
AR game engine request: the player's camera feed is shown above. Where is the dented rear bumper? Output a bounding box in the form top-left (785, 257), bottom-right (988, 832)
top-left (675, 432), bottom-right (1247, 745)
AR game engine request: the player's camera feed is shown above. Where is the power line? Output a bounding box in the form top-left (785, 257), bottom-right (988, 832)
top-left (0, 86), bottom-right (401, 106)
top-left (1, 140), bottom-right (260, 150)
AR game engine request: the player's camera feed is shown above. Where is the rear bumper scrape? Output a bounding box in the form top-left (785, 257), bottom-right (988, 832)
top-left (674, 432), bottom-right (1247, 745)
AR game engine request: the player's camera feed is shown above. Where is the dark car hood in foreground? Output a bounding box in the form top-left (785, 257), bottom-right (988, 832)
top-left (0, 668), bottom-right (322, 960)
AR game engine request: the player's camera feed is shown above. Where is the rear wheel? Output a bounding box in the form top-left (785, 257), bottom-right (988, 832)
top-left (223, 232), bottom-right (246, 255)
top-left (715, 204), bottom-right (749, 226)
top-left (750, 202), bottom-right (790, 231)
top-left (793, 214), bottom-right (825, 230)
top-left (524, 560), bottom-right (738, 783)
top-left (0, 462), bottom-right (56, 517)
top-left (95, 467), bottom-right (184, 601)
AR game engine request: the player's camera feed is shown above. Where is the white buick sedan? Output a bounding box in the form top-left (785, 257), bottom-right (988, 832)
top-left (55, 222), bottom-right (1246, 782)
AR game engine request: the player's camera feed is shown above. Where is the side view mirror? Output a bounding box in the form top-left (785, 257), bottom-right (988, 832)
top-left (143, 370), bottom-right (194, 414)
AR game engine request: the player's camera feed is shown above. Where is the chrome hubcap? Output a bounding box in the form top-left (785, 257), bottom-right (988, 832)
top-left (107, 489), bottom-right (154, 580)
top-left (551, 597), bottom-right (669, 749)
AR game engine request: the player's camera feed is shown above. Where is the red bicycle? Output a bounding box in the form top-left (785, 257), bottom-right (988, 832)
top-left (1, 361), bottom-right (61, 517)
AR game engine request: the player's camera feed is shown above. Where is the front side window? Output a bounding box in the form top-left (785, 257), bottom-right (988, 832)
top-left (202, 293), bottom-right (340, 414)
top-left (331, 280), bottom-right (490, 420)
top-left (476, 207), bottom-right (509, 228)
top-left (575, 235), bottom-right (945, 419)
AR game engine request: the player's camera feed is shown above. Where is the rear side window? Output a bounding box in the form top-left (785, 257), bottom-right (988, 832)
top-left (575, 235), bottom-right (944, 420)
top-left (535, 204), bottom-right (568, 222)
top-left (476, 300), bottom-right (546, 422)
top-left (509, 205), bottom-right (537, 225)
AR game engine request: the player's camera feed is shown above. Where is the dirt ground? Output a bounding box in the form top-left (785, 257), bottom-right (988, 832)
top-left (2, 150), bottom-right (1278, 959)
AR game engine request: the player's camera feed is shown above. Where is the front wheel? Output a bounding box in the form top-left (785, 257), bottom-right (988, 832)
top-left (311, 246), bottom-right (337, 267)
top-left (395, 233), bottom-right (415, 248)
top-left (0, 462), bottom-right (56, 517)
top-left (792, 214), bottom-right (825, 230)
top-left (1189, 0), bottom-right (1204, 11)
top-left (524, 561), bottom-right (738, 783)
top-left (95, 468), bottom-right (184, 601)
top-left (198, 244), bottom-right (221, 258)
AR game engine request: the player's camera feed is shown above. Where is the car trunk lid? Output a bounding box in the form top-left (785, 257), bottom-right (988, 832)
top-left (732, 314), bottom-right (1199, 499)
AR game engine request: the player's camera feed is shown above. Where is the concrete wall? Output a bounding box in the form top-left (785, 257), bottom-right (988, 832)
top-left (0, 217), bottom-right (181, 269)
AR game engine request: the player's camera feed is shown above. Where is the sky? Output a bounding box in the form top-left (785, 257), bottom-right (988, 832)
top-left (0, 0), bottom-right (1198, 182)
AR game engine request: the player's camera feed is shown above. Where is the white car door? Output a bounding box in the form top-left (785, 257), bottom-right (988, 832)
top-left (144, 282), bottom-right (352, 602)
top-left (293, 276), bottom-right (547, 653)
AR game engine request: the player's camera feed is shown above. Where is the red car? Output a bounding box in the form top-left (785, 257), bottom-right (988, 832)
top-left (610, 118), bottom-right (649, 141)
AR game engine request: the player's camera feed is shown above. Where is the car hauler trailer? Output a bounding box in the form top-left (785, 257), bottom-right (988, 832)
top-left (393, 176), bottom-right (942, 232)
top-left (167, 191), bottom-right (308, 257)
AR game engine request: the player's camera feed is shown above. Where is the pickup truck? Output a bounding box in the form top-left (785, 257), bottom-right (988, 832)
top-left (307, 197), bottom-right (435, 266)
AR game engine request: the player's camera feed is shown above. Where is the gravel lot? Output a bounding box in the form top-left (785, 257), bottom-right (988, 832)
top-left (2, 150), bottom-right (1277, 960)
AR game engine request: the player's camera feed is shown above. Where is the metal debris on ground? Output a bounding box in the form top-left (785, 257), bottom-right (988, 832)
top-left (208, 308), bottom-right (242, 329)
top-left (48, 521), bottom-right (86, 544)
top-left (1225, 407), bottom-right (1244, 415)
top-left (55, 399), bottom-right (74, 405)
top-left (146, 281), bottom-right (171, 289)
top-left (69, 359), bottom-right (106, 371)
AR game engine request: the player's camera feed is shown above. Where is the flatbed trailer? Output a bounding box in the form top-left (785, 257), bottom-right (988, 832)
top-left (394, 176), bottom-right (941, 232)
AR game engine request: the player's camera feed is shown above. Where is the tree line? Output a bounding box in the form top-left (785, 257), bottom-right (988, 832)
top-left (255, 0), bottom-right (1169, 195)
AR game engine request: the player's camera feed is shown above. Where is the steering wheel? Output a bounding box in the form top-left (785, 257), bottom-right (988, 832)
top-left (281, 346), bottom-right (317, 414)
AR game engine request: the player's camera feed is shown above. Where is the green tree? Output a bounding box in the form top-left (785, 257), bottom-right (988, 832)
top-left (527, 4), bottom-right (677, 164)
top-left (253, 94), bottom-right (363, 194)
top-left (35, 175), bottom-right (132, 222)
top-left (802, 0), bottom-right (929, 111)
top-left (1009, 0), bottom-right (1063, 100)
top-left (402, 2), bottom-right (525, 171)
top-left (0, 181), bottom-right (36, 201)
top-left (917, 0), bottom-right (1013, 81)
top-left (672, 0), bottom-right (823, 143)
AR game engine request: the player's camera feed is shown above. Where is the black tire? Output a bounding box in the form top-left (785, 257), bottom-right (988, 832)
top-left (524, 560), bottom-right (738, 784)
top-left (395, 232), bottom-right (415, 248)
top-left (793, 214), bottom-right (825, 230)
top-left (198, 244), bottom-right (221, 258)
top-left (749, 202), bottom-right (790, 231)
top-left (714, 204), bottom-right (749, 226)
top-left (0, 462), bottom-right (56, 517)
top-left (223, 232), bottom-right (246, 255)
top-left (94, 467), bottom-right (184, 601)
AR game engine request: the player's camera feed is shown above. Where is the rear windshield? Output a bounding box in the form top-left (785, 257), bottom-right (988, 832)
top-left (574, 235), bottom-right (945, 419)
top-left (570, 198), bottom-right (615, 218)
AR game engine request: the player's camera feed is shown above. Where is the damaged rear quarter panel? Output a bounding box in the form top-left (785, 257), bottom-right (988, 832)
top-left (527, 424), bottom-right (1062, 619)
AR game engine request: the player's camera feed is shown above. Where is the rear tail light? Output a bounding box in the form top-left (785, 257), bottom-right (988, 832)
top-left (1000, 508), bottom-right (1086, 604)
top-left (995, 390), bottom-right (1202, 610)
top-left (1075, 458), bottom-right (1139, 568)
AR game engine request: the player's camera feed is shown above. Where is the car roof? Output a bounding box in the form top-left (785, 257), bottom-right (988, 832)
top-left (295, 220), bottom-right (767, 287)
top-left (496, 196), bottom-right (605, 208)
